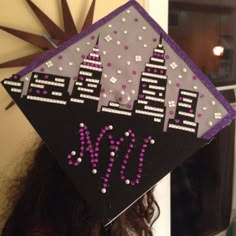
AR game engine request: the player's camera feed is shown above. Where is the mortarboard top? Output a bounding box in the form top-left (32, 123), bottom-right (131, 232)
top-left (2, 0), bottom-right (236, 226)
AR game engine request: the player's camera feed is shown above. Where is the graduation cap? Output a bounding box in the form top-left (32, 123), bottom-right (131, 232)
top-left (2, 0), bottom-right (236, 226)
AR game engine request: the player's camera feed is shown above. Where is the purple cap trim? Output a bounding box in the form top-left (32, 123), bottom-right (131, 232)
top-left (15, 0), bottom-right (235, 140)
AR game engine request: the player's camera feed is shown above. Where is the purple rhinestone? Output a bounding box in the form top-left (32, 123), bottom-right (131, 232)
top-left (95, 142), bottom-right (99, 146)
top-left (140, 153), bottom-right (144, 157)
top-left (104, 178), bottom-right (108, 183)
top-left (68, 161), bottom-right (73, 165)
top-left (120, 137), bottom-right (124, 142)
top-left (131, 133), bottom-right (135, 137)
top-left (135, 179), bottom-right (140, 184)
top-left (138, 168), bottom-right (142, 173)
top-left (74, 162), bottom-right (79, 167)
top-left (92, 164), bottom-right (96, 168)
top-left (107, 168), bottom-right (111, 173)
top-left (139, 163), bottom-right (143, 167)
top-left (94, 153), bottom-right (98, 157)
top-left (110, 140), bottom-right (114, 144)
top-left (141, 149), bottom-right (145, 153)
top-left (67, 154), bottom-right (72, 159)
top-left (131, 181), bottom-right (135, 186)
top-left (131, 139), bottom-right (136, 143)
top-left (120, 170), bottom-right (124, 174)
top-left (143, 144), bottom-right (147, 148)
top-left (121, 175), bottom-right (125, 180)
top-left (137, 174), bottom-right (141, 178)
top-left (109, 158), bottom-right (114, 162)
top-left (129, 144), bottom-right (133, 148)
top-left (108, 163), bottom-right (113, 167)
top-left (103, 183), bottom-right (108, 188)
top-left (123, 160), bottom-right (128, 164)
top-left (94, 158), bottom-right (99, 163)
top-left (128, 149), bottom-right (131, 153)
top-left (139, 158), bottom-right (144, 162)
top-left (116, 141), bottom-right (120, 145)
top-left (95, 147), bottom-right (99, 152)
top-left (105, 174), bottom-right (110, 178)
top-left (121, 165), bottom-right (126, 169)
top-left (125, 155), bottom-right (129, 159)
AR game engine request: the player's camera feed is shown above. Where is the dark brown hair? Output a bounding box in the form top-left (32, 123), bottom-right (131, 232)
top-left (2, 143), bottom-right (159, 236)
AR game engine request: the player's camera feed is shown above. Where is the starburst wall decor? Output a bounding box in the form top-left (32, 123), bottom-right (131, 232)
top-left (1, 0), bottom-right (96, 110)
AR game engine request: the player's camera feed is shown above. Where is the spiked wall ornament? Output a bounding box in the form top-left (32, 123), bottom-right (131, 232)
top-left (1, 0), bottom-right (96, 110)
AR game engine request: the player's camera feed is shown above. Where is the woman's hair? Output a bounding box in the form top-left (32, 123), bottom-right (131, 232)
top-left (2, 143), bottom-right (159, 236)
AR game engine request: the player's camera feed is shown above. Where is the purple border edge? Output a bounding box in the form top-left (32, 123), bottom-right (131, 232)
top-left (14, 0), bottom-right (236, 141)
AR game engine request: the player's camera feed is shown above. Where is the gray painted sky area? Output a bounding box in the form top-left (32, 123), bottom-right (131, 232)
top-left (19, 6), bottom-right (227, 138)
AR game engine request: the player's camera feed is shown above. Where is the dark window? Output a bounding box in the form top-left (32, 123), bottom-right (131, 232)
top-left (169, 1), bottom-right (236, 87)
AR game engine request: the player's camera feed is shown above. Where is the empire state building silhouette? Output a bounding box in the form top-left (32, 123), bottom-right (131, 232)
top-left (70, 36), bottom-right (103, 110)
top-left (133, 35), bottom-right (167, 129)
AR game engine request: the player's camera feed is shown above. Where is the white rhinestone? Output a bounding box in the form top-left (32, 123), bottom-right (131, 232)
top-left (122, 18), bottom-right (126, 22)
top-left (138, 36), bottom-right (142, 40)
top-left (76, 47), bottom-right (80, 52)
top-left (92, 169), bottom-right (97, 174)
top-left (131, 90), bottom-right (135, 94)
top-left (77, 157), bottom-right (82, 163)
top-left (117, 55), bottom-right (122, 59)
top-left (127, 61), bottom-right (131, 65)
top-left (208, 121), bottom-right (213, 126)
top-left (183, 68), bottom-right (187, 73)
top-left (101, 188), bottom-right (107, 194)
top-left (142, 26), bottom-right (147, 30)
top-left (117, 70), bottom-right (122, 74)
top-left (110, 152), bottom-right (115, 157)
top-left (211, 101), bottom-right (216, 105)
top-left (117, 41), bottom-right (121, 45)
top-left (25, 77), bottom-right (29, 81)
top-left (103, 51), bottom-right (107, 55)
top-left (127, 9), bottom-right (130, 13)
top-left (80, 123), bottom-right (85, 128)
top-left (108, 24), bottom-right (112, 28)
top-left (71, 151), bottom-right (76, 156)
top-left (108, 125), bottom-right (113, 130)
top-left (121, 91), bottom-right (125, 95)
top-left (69, 62), bottom-right (73, 66)
top-left (178, 75), bottom-right (183, 79)
top-left (168, 80), bottom-right (172, 84)
top-left (150, 139), bottom-right (155, 144)
top-left (125, 132), bottom-right (130, 137)
top-left (125, 179), bottom-right (130, 185)
top-left (110, 77), bottom-right (117, 84)
top-left (103, 74), bottom-right (108, 78)
top-left (144, 44), bottom-right (147, 48)
top-left (109, 89), bottom-right (113, 93)
top-left (128, 80), bottom-right (133, 83)
top-left (87, 42), bottom-right (90, 45)
top-left (58, 67), bottom-right (63, 71)
top-left (124, 30), bottom-right (128, 34)
top-left (103, 93), bottom-right (107, 98)
top-left (202, 107), bottom-right (207, 111)
top-left (193, 86), bottom-right (198, 90)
